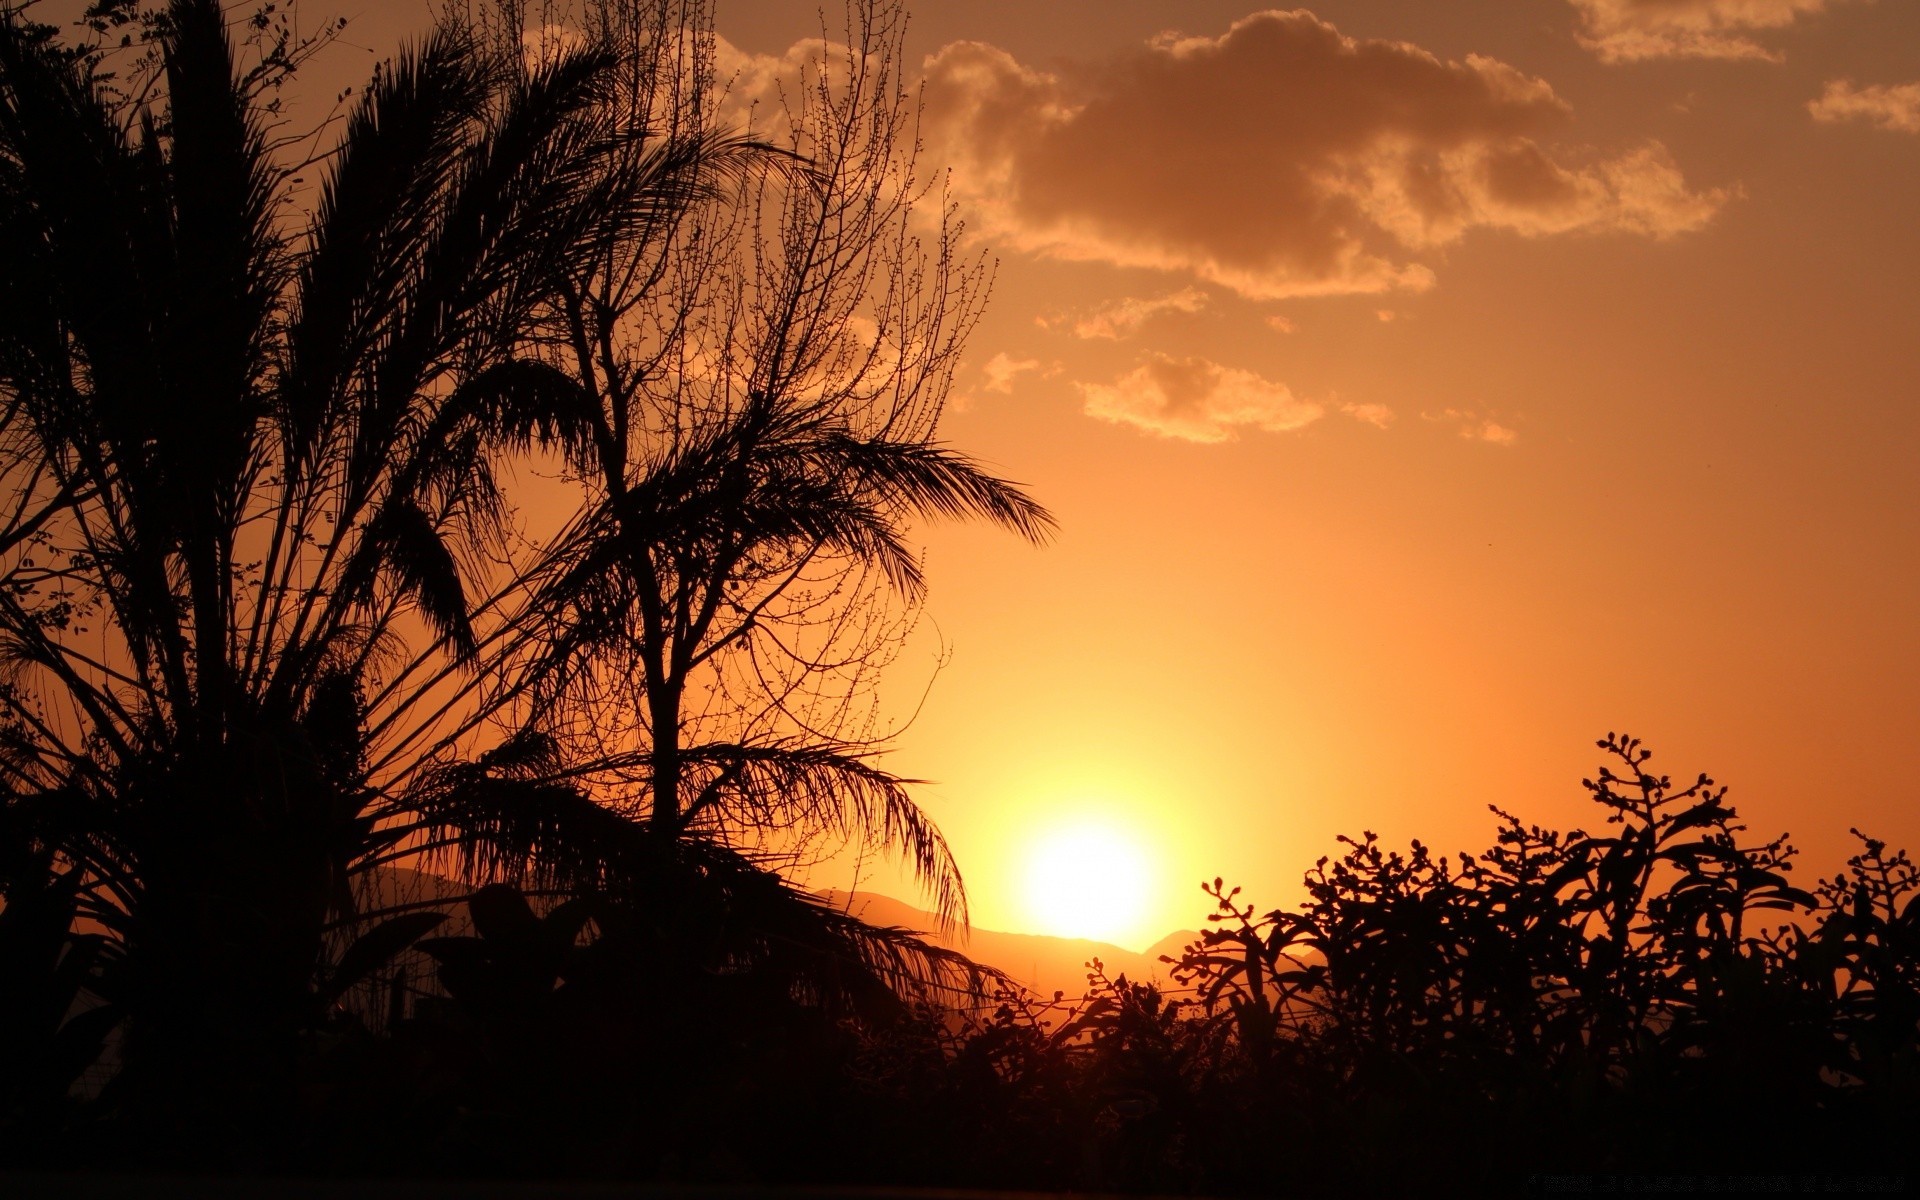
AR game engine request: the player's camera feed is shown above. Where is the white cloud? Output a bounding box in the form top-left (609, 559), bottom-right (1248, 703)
top-left (1810, 80), bottom-right (1920, 133)
top-left (923, 11), bottom-right (1729, 300)
top-left (1078, 355), bottom-right (1322, 443)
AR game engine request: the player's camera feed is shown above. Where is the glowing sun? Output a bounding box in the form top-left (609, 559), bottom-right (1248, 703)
top-left (1021, 823), bottom-right (1153, 945)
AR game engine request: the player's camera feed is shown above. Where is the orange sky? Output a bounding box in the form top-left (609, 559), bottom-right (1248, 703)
top-left (313, 0), bottom-right (1920, 949)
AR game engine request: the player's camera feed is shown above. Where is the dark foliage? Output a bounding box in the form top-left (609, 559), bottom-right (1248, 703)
top-left (0, 1), bottom-right (1913, 1194)
top-left (0, 0), bottom-right (1030, 1174)
top-left (26, 731), bottom-right (1883, 1195)
top-left (840, 734), bottom-right (1920, 1196)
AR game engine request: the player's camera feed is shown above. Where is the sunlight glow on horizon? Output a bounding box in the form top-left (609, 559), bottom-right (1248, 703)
top-left (266, 0), bottom-right (1920, 969)
top-left (1020, 819), bottom-right (1159, 947)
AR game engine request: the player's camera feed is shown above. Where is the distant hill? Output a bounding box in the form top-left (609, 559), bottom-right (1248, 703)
top-left (818, 890), bottom-right (1200, 1001)
top-left (357, 868), bottom-right (1201, 1002)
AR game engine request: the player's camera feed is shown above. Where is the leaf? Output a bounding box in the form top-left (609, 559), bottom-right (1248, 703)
top-left (415, 936), bottom-right (488, 970)
top-left (679, 741), bottom-right (966, 933)
top-left (467, 882), bottom-right (541, 947)
top-left (319, 911), bottom-right (448, 1005)
top-left (1762, 886), bottom-right (1818, 910)
top-left (46, 1002), bottom-right (120, 1088)
top-left (285, 23), bottom-right (488, 470)
top-left (1662, 799), bottom-right (1726, 836)
top-left (1541, 847), bottom-right (1595, 897)
top-left (541, 895), bottom-right (600, 947)
top-left (370, 497), bottom-right (476, 659)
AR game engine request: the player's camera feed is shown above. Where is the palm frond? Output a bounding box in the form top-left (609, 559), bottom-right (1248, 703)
top-left (736, 479), bottom-right (927, 597)
top-left (407, 742), bottom-right (644, 893)
top-left (365, 499), bottom-right (477, 661)
top-left (659, 835), bottom-right (993, 1014)
top-left (825, 435), bottom-right (1055, 544)
top-left (441, 357), bottom-right (606, 466)
top-left (284, 22), bottom-right (488, 472)
top-left (681, 741), bottom-right (967, 933)
top-left (407, 748), bottom-right (991, 1012)
top-left (153, 0), bottom-right (282, 476)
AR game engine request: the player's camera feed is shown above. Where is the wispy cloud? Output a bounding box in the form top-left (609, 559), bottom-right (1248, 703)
top-left (980, 352), bottom-right (1043, 394)
top-left (1079, 355), bottom-right (1321, 443)
top-left (924, 11), bottom-right (1729, 300)
top-left (1045, 288), bottom-right (1210, 340)
top-left (1426, 408), bottom-right (1519, 446)
top-left (1342, 402), bottom-right (1396, 429)
top-left (1569, 0), bottom-right (1848, 63)
top-left (1810, 80), bottom-right (1920, 133)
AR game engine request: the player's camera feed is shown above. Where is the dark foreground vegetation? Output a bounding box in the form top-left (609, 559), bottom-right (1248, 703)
top-left (0, 0), bottom-right (1913, 1195)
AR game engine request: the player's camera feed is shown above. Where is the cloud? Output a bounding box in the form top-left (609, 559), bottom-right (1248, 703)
top-left (980, 352), bottom-right (1043, 393)
top-left (1810, 80), bottom-right (1920, 133)
top-left (1426, 408), bottom-right (1518, 445)
top-left (1569, 0), bottom-right (1846, 62)
top-left (1078, 355), bottom-right (1322, 443)
top-left (1265, 315), bottom-right (1297, 334)
top-left (1048, 288), bottom-right (1210, 339)
top-left (923, 11), bottom-right (1729, 300)
top-left (1342, 402), bottom-right (1396, 428)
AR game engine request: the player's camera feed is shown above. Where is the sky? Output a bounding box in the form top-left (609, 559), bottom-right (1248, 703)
top-left (302, 0), bottom-right (1919, 949)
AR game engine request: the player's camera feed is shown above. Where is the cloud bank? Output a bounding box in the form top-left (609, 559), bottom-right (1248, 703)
top-left (1569, 0), bottom-right (1844, 63)
top-left (923, 11), bottom-right (1729, 300)
top-left (1810, 80), bottom-right (1920, 133)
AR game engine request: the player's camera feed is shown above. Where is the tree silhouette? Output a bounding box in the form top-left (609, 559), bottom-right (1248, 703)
top-left (409, 0), bottom-right (1050, 1003)
top-left (0, 0), bottom-right (768, 1157)
top-left (0, 0), bottom-right (1050, 1166)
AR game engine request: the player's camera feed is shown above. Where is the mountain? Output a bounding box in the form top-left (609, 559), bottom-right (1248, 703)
top-left (818, 890), bottom-right (1200, 1002)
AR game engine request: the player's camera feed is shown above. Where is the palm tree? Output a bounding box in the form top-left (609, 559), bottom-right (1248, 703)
top-left (0, 0), bottom-right (757, 1152)
top-left (410, 0), bottom-right (1051, 1009)
top-left (372, 7), bottom-right (1043, 1015)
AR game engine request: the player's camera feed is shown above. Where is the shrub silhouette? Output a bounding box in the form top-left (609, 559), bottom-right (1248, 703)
top-left (1125, 733), bottom-right (1920, 1192)
top-left (830, 734), bottom-right (1919, 1196)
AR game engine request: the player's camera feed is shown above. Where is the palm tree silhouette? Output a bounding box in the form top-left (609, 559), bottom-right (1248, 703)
top-left (0, 0), bottom-right (1049, 1159)
top-left (411, 0), bottom-right (1052, 1009)
top-left (0, 0), bottom-right (765, 1154)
